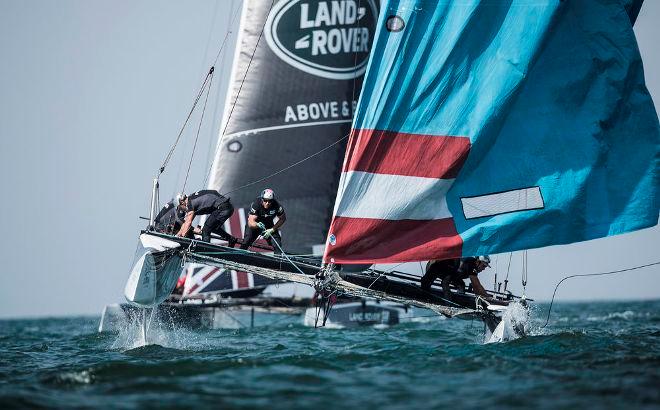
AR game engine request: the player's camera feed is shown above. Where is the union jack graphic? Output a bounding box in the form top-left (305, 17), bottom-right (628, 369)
top-left (182, 207), bottom-right (275, 296)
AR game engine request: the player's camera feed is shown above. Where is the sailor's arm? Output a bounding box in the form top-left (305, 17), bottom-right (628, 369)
top-left (468, 274), bottom-right (488, 297)
top-left (247, 214), bottom-right (260, 229)
top-left (273, 212), bottom-right (286, 230)
top-left (176, 211), bottom-right (195, 237)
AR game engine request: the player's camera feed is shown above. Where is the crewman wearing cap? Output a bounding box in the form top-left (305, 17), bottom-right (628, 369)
top-left (240, 188), bottom-right (286, 253)
top-left (420, 256), bottom-right (491, 298)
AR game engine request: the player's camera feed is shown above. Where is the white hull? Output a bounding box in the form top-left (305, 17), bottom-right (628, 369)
top-left (124, 234), bottom-right (182, 307)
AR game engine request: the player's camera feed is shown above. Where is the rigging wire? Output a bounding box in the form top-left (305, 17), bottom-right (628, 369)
top-left (204, 0), bottom-right (237, 180)
top-left (521, 250), bottom-right (528, 295)
top-left (504, 252), bottom-right (513, 292)
top-left (493, 254), bottom-right (499, 291)
top-left (220, 132), bottom-right (350, 196)
top-left (159, 1), bottom-right (242, 179)
top-left (200, 0), bottom-right (221, 70)
top-left (159, 69), bottom-right (215, 175)
top-left (212, 1), bottom-right (243, 67)
top-left (268, 234), bottom-right (309, 278)
top-left (541, 260), bottom-right (660, 328)
top-left (183, 68), bottom-right (215, 193)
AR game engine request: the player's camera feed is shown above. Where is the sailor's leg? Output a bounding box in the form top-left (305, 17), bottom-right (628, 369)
top-left (420, 270), bottom-right (439, 291)
top-left (202, 204), bottom-right (234, 242)
top-left (267, 230), bottom-right (283, 254)
top-left (201, 210), bottom-right (220, 242)
top-left (452, 277), bottom-right (466, 293)
top-left (240, 224), bottom-right (259, 250)
top-left (210, 205), bottom-right (235, 244)
top-left (440, 275), bottom-right (453, 299)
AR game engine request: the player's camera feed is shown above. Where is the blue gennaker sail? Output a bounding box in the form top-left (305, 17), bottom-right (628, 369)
top-left (325, 0), bottom-right (659, 263)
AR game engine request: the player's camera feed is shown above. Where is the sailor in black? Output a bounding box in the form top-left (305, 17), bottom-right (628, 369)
top-left (153, 200), bottom-right (186, 235)
top-left (240, 188), bottom-right (286, 253)
top-left (420, 256), bottom-right (490, 298)
top-left (175, 190), bottom-right (237, 246)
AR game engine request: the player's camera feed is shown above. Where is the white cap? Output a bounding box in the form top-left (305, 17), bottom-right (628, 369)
top-left (477, 255), bottom-right (491, 266)
top-left (261, 188), bottom-right (274, 200)
top-left (175, 193), bottom-right (187, 206)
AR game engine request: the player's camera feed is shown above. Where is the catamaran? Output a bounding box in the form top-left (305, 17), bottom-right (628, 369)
top-left (121, 0), bottom-right (659, 342)
top-left (103, 0), bottom-right (411, 333)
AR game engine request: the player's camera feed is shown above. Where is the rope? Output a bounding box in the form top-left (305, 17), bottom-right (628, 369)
top-left (268, 234), bottom-right (308, 277)
top-left (366, 273), bottom-right (385, 290)
top-left (541, 260), bottom-right (660, 328)
top-left (267, 235), bottom-right (342, 327)
top-left (182, 68), bottom-right (215, 192)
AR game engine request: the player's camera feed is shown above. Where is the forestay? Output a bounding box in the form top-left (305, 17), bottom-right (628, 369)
top-left (325, 0), bottom-right (659, 264)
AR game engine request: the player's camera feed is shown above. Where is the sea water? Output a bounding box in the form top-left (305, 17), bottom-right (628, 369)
top-left (1, 300), bottom-right (659, 409)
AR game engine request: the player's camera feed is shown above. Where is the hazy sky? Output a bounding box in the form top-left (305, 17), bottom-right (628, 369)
top-left (0, 1), bottom-right (658, 318)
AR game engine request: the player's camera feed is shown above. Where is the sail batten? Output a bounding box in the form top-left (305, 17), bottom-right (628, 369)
top-left (325, 0), bottom-right (659, 264)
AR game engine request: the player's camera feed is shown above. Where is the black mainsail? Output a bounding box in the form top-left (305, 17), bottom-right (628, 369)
top-left (207, 0), bottom-right (379, 254)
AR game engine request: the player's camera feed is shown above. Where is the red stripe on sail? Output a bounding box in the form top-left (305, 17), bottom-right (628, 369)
top-left (324, 217), bottom-right (463, 264)
top-left (228, 209), bottom-right (243, 239)
top-left (236, 271), bottom-right (249, 288)
top-left (344, 129), bottom-right (471, 179)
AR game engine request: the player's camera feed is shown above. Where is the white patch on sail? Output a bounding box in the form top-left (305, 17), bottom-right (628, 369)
top-left (222, 119), bottom-right (352, 140)
top-left (461, 186), bottom-right (544, 219)
top-left (334, 171), bottom-right (454, 220)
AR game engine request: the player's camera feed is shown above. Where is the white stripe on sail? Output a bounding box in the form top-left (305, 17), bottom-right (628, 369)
top-left (230, 271), bottom-right (238, 289)
top-left (334, 171), bottom-right (454, 220)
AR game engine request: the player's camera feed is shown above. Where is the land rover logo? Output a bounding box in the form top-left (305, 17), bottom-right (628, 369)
top-left (265, 0), bottom-right (378, 80)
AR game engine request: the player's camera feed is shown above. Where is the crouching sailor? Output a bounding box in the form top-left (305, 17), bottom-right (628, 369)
top-left (240, 188), bottom-right (286, 254)
top-left (175, 190), bottom-right (237, 246)
top-left (153, 199), bottom-right (186, 235)
top-left (421, 256), bottom-right (490, 298)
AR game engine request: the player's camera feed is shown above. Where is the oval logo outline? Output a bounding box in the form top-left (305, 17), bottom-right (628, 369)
top-left (264, 0), bottom-right (378, 80)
